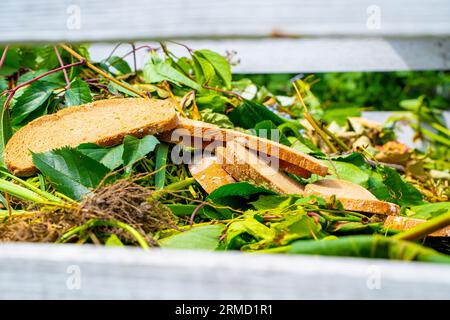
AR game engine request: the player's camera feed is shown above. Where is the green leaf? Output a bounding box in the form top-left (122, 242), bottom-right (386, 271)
top-left (77, 143), bottom-right (124, 170)
top-left (192, 53), bottom-right (216, 85)
top-left (195, 94), bottom-right (227, 112)
top-left (271, 213), bottom-right (324, 245)
top-left (228, 99), bottom-right (286, 129)
top-left (11, 81), bottom-right (58, 125)
top-left (200, 108), bottom-right (234, 129)
top-left (250, 194), bottom-right (296, 210)
top-left (143, 52), bottom-right (201, 90)
top-left (377, 166), bottom-right (424, 206)
top-left (154, 143), bottom-right (169, 189)
top-left (410, 202), bottom-right (450, 220)
top-left (322, 104), bottom-right (360, 126)
top-left (107, 56), bottom-right (132, 75)
top-left (207, 182), bottom-right (275, 209)
top-left (0, 47), bottom-right (20, 76)
top-left (289, 235), bottom-right (450, 263)
top-left (65, 79), bottom-right (92, 106)
top-left (195, 49), bottom-right (232, 88)
top-left (32, 147), bottom-right (110, 200)
top-left (225, 218), bottom-right (275, 250)
top-left (0, 96), bottom-right (13, 166)
top-left (253, 120), bottom-right (290, 145)
top-left (108, 80), bottom-right (141, 98)
top-left (327, 161), bottom-right (370, 188)
top-left (159, 225), bottom-right (225, 250)
top-left (0, 77), bottom-right (7, 91)
top-left (122, 135), bottom-right (159, 168)
top-left (105, 234), bottom-right (124, 247)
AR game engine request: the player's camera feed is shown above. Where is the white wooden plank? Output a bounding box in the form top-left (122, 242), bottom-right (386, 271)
top-left (0, 243), bottom-right (449, 299)
top-left (89, 38), bottom-right (450, 73)
top-left (1, 0), bottom-right (449, 44)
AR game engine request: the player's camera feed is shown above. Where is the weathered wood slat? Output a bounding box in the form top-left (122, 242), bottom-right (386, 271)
top-left (89, 38), bottom-right (450, 72)
top-left (0, 243), bottom-right (449, 299)
top-left (1, 0), bottom-right (449, 44)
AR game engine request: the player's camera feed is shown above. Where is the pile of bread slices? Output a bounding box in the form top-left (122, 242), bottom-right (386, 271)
top-left (4, 98), bottom-right (449, 237)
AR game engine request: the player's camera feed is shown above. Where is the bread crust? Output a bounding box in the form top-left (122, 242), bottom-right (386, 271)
top-left (4, 98), bottom-right (178, 176)
top-left (216, 141), bottom-right (305, 195)
top-left (168, 118), bottom-right (328, 176)
top-left (304, 179), bottom-right (400, 215)
top-left (384, 216), bottom-right (450, 237)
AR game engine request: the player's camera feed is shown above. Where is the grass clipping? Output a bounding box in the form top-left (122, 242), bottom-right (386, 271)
top-left (0, 180), bottom-right (177, 245)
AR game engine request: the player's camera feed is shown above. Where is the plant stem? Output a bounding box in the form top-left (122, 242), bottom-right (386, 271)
top-left (54, 46), bottom-right (71, 89)
top-left (1, 170), bottom-right (64, 203)
top-left (303, 112), bottom-right (338, 153)
top-left (60, 44), bottom-right (146, 98)
top-left (2, 58), bottom-right (86, 110)
top-left (202, 84), bottom-right (243, 100)
top-left (392, 211), bottom-right (450, 241)
top-left (58, 219), bottom-right (150, 250)
top-left (0, 178), bottom-right (45, 203)
top-left (0, 46), bottom-right (9, 69)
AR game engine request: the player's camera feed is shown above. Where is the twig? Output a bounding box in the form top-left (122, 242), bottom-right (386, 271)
top-left (54, 46), bottom-right (71, 90)
top-left (0, 46), bottom-right (9, 70)
top-left (189, 202), bottom-right (206, 228)
top-left (303, 112), bottom-right (338, 153)
top-left (202, 84), bottom-right (243, 100)
top-left (2, 58), bottom-right (86, 110)
top-left (60, 44), bottom-right (146, 98)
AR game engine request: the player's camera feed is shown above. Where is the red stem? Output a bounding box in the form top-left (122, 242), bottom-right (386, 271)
top-left (189, 202), bottom-right (206, 227)
top-left (2, 58), bottom-right (86, 110)
top-left (0, 46), bottom-right (9, 70)
top-left (54, 46), bottom-right (71, 90)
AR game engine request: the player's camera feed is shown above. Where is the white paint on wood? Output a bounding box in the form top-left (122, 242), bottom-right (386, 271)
top-left (1, 0), bottom-right (449, 43)
top-left (89, 38), bottom-right (450, 73)
top-left (0, 243), bottom-right (449, 299)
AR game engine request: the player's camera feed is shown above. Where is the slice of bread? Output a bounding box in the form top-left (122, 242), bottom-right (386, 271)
top-left (384, 216), bottom-right (450, 237)
top-left (216, 140), bottom-right (305, 195)
top-left (304, 179), bottom-right (400, 215)
top-left (165, 118), bottom-right (328, 177)
top-left (4, 98), bottom-right (178, 176)
top-left (188, 155), bottom-right (236, 194)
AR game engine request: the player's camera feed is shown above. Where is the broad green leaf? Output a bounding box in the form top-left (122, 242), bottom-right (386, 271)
top-left (65, 79), bottom-right (92, 106)
top-left (122, 135), bottom-right (159, 168)
top-left (228, 99), bottom-right (286, 129)
top-left (207, 182), bottom-right (275, 209)
top-left (107, 56), bottom-right (132, 75)
top-left (410, 202), bottom-right (450, 220)
top-left (250, 194), bottom-right (296, 210)
top-left (377, 166), bottom-right (424, 206)
top-left (0, 47), bottom-right (20, 76)
top-left (200, 108), bottom-right (234, 129)
top-left (77, 143), bottom-right (124, 170)
top-left (225, 218), bottom-right (275, 250)
top-left (271, 213), bottom-right (324, 245)
top-left (143, 52), bottom-right (201, 90)
top-left (327, 161), bottom-right (370, 188)
top-left (322, 104), bottom-right (360, 126)
top-left (11, 81), bottom-right (58, 125)
top-left (159, 224), bottom-right (225, 250)
top-left (0, 77), bottom-right (7, 91)
top-left (252, 120), bottom-right (290, 145)
top-left (195, 49), bottom-right (231, 88)
top-left (32, 147), bottom-right (110, 200)
top-left (192, 53), bottom-right (216, 85)
top-left (195, 94), bottom-right (227, 112)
